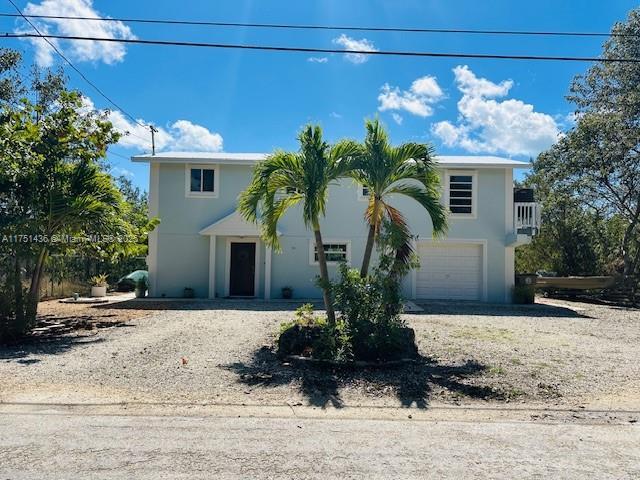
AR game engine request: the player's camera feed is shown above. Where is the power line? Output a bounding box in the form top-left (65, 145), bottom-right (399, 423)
top-left (113, 128), bottom-right (153, 147)
top-left (6, 0), bottom-right (150, 135)
top-left (108, 150), bottom-right (132, 161)
top-left (3, 32), bottom-right (639, 63)
top-left (0, 12), bottom-right (631, 38)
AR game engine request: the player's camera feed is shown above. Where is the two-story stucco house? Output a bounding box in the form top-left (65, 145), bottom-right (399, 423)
top-left (132, 152), bottom-right (540, 303)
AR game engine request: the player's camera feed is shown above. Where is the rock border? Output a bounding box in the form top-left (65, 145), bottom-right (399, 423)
top-left (284, 354), bottom-right (422, 369)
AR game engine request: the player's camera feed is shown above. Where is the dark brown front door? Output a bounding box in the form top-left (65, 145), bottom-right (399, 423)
top-left (229, 242), bottom-right (256, 296)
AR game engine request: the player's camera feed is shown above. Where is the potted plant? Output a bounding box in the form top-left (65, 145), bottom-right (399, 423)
top-left (90, 274), bottom-right (108, 297)
top-left (135, 278), bottom-right (148, 298)
top-left (281, 286), bottom-right (293, 299)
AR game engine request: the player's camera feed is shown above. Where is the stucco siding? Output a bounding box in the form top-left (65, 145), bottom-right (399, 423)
top-left (149, 162), bottom-right (514, 302)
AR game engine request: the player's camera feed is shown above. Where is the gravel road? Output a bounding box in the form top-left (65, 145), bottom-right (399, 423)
top-left (1, 298), bottom-right (638, 410)
top-left (1, 408), bottom-right (638, 479)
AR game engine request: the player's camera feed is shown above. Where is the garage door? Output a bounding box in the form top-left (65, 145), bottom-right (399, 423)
top-left (416, 243), bottom-right (483, 301)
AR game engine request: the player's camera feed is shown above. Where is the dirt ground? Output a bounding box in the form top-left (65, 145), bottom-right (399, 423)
top-left (1, 296), bottom-right (639, 420)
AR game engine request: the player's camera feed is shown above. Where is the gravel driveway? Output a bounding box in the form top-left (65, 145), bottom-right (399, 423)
top-left (1, 298), bottom-right (639, 413)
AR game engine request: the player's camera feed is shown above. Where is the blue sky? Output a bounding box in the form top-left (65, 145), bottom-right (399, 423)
top-left (2, 0), bottom-right (637, 190)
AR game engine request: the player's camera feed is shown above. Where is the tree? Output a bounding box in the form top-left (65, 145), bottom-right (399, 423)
top-left (350, 119), bottom-right (447, 277)
top-left (0, 60), bottom-right (146, 339)
top-left (239, 125), bottom-right (360, 325)
top-left (527, 8), bottom-right (640, 279)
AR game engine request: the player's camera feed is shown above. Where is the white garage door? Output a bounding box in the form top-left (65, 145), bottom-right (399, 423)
top-left (416, 243), bottom-right (483, 301)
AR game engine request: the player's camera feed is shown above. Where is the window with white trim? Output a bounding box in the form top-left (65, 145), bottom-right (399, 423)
top-left (358, 184), bottom-right (369, 201)
top-left (186, 164), bottom-right (219, 198)
top-left (190, 168), bottom-right (215, 192)
top-left (310, 241), bottom-right (350, 264)
top-left (448, 173), bottom-right (474, 215)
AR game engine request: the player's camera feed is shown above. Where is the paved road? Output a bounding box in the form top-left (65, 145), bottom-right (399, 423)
top-left (1, 407), bottom-right (639, 479)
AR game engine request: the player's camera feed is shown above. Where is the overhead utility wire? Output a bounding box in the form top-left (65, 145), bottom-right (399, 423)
top-left (3, 33), bottom-right (639, 63)
top-left (6, 1), bottom-right (152, 148)
top-left (0, 12), bottom-right (631, 38)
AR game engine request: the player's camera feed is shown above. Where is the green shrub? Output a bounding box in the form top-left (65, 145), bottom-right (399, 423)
top-left (276, 220), bottom-right (421, 362)
top-left (333, 263), bottom-right (416, 361)
top-left (277, 304), bottom-right (351, 361)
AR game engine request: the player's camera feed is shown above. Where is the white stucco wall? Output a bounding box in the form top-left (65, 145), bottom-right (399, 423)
top-left (147, 161), bottom-right (515, 302)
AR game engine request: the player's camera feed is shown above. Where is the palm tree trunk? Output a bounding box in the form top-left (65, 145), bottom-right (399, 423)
top-left (313, 222), bottom-right (336, 326)
top-left (360, 199), bottom-right (380, 277)
top-left (360, 223), bottom-right (376, 277)
top-left (13, 253), bottom-right (25, 331)
top-left (25, 247), bottom-right (48, 326)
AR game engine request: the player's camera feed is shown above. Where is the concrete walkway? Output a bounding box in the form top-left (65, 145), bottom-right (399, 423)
top-left (1, 405), bottom-right (638, 479)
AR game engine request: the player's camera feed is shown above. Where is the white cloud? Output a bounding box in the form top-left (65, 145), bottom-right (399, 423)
top-left (332, 34), bottom-right (377, 64)
top-left (330, 112), bottom-right (342, 119)
top-left (378, 75), bottom-right (444, 117)
top-left (452, 65), bottom-right (513, 98)
top-left (169, 120), bottom-right (223, 152)
top-left (410, 76), bottom-right (444, 98)
top-left (391, 113), bottom-right (403, 125)
top-left (307, 56), bottom-right (328, 63)
top-left (17, 0), bottom-right (135, 67)
top-left (82, 97), bottom-right (223, 152)
top-left (431, 65), bottom-right (560, 156)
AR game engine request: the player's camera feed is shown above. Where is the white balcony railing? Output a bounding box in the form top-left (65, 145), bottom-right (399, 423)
top-left (514, 202), bottom-right (541, 235)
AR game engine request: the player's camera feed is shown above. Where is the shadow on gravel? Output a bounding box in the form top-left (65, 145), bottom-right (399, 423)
top-left (98, 299), bottom-right (323, 312)
top-left (409, 302), bottom-right (592, 319)
top-left (223, 347), bottom-right (495, 409)
top-left (0, 335), bottom-right (107, 362)
top-left (0, 315), bottom-right (130, 362)
top-left (99, 298), bottom-right (592, 319)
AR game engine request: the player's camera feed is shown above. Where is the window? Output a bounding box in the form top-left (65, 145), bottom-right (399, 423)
top-left (185, 164), bottom-right (219, 198)
top-left (309, 240), bottom-right (350, 264)
top-left (358, 184), bottom-right (370, 201)
top-left (447, 172), bottom-right (475, 216)
top-left (190, 168), bottom-right (215, 192)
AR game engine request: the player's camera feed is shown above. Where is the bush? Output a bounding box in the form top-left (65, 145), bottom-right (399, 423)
top-left (277, 304), bottom-right (351, 361)
top-left (277, 265), bottom-right (419, 363)
top-left (333, 264), bottom-right (417, 361)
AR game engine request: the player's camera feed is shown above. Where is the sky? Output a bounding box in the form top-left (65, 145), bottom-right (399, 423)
top-left (1, 0), bottom-right (638, 191)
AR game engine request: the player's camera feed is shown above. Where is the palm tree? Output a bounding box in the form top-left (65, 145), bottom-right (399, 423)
top-left (352, 119), bottom-right (447, 277)
top-left (239, 125), bottom-right (360, 325)
top-left (24, 160), bottom-right (128, 326)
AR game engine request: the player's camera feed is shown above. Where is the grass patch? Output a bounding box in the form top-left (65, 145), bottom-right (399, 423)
top-left (487, 366), bottom-right (506, 375)
top-left (451, 326), bottom-right (516, 343)
top-left (506, 387), bottom-right (526, 399)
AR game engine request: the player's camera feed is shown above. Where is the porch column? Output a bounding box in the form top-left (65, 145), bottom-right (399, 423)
top-left (208, 235), bottom-right (216, 299)
top-left (265, 244), bottom-right (272, 301)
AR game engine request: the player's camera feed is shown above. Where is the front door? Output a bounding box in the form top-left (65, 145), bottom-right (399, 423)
top-left (229, 242), bottom-right (256, 296)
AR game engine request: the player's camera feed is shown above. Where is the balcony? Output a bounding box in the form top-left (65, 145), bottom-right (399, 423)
top-left (514, 202), bottom-right (541, 235)
top-left (508, 188), bottom-right (541, 246)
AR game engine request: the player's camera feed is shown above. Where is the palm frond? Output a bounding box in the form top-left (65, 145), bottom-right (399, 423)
top-left (385, 182), bottom-right (447, 237)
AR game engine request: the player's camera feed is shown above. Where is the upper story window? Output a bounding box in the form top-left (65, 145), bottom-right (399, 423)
top-left (358, 184), bottom-right (370, 201)
top-left (185, 164), bottom-right (219, 198)
top-left (446, 170), bottom-right (476, 218)
top-left (309, 240), bottom-right (351, 264)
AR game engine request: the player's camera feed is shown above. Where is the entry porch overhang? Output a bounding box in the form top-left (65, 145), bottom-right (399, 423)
top-left (199, 211), bottom-right (278, 300)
